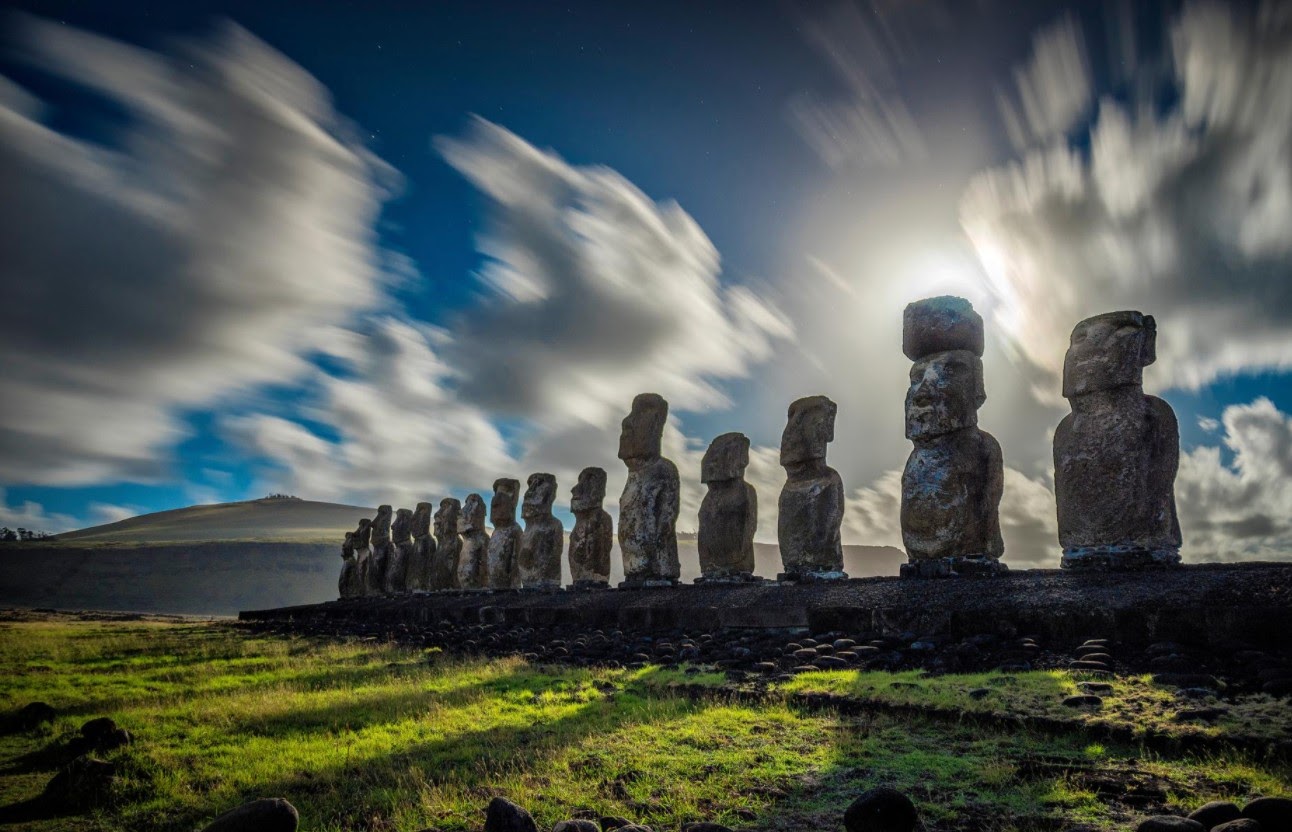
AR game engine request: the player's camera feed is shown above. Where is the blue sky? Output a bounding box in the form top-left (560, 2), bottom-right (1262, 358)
top-left (1, 0), bottom-right (1290, 566)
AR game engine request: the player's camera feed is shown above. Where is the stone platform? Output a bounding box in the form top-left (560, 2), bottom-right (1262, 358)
top-left (241, 562), bottom-right (1292, 649)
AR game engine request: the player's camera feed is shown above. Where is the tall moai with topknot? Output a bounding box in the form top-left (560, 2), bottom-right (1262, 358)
top-left (407, 502), bottom-right (435, 591)
top-left (778, 396), bottom-right (846, 580)
top-left (430, 498), bottom-right (462, 590)
top-left (457, 493), bottom-right (490, 589)
top-left (386, 508), bottom-right (414, 593)
top-left (486, 478), bottom-right (522, 589)
top-left (367, 505), bottom-right (394, 595)
top-left (520, 473), bottom-right (563, 589)
top-left (698, 432), bottom-right (758, 582)
top-left (617, 393), bottom-right (681, 587)
top-left (353, 518), bottom-right (373, 596)
top-left (1054, 311), bottom-right (1181, 569)
top-left (568, 466), bottom-right (613, 589)
top-left (900, 296), bottom-right (1006, 578)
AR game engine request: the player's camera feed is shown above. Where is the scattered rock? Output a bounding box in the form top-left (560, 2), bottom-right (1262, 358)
top-left (1136, 816), bottom-right (1206, 832)
top-left (600, 816), bottom-right (633, 831)
top-left (681, 824), bottom-right (734, 832)
top-left (1174, 707), bottom-right (1227, 723)
top-left (1153, 674), bottom-right (1219, 689)
top-left (42, 757), bottom-right (116, 812)
top-left (844, 786), bottom-right (918, 832)
top-left (1062, 695), bottom-right (1103, 710)
top-left (10, 701), bottom-right (55, 731)
top-left (201, 797), bottom-right (299, 832)
top-left (968, 688), bottom-right (991, 700)
top-left (554, 821), bottom-right (601, 832)
top-left (1079, 682), bottom-right (1114, 694)
top-left (485, 797), bottom-right (538, 832)
top-left (1243, 797), bottom-right (1292, 832)
top-left (1211, 820), bottom-right (1262, 832)
top-left (1189, 802), bottom-right (1243, 830)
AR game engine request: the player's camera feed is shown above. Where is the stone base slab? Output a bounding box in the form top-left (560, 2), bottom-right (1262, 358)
top-left (900, 557), bottom-right (1009, 579)
top-left (776, 570), bottom-right (849, 583)
top-left (618, 579), bottom-right (680, 589)
top-left (693, 572), bottom-right (763, 585)
top-left (1061, 546), bottom-right (1182, 571)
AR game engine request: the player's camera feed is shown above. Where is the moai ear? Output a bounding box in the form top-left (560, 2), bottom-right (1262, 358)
top-left (824, 399), bottom-right (838, 443)
top-left (973, 355), bottom-right (987, 409)
top-left (1141, 315), bottom-right (1158, 367)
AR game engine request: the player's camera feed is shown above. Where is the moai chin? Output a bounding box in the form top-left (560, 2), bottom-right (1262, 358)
top-left (367, 505), bottom-right (394, 595)
top-left (519, 473), bottom-right (563, 589)
top-left (353, 518), bottom-right (373, 596)
top-left (899, 296), bottom-right (1006, 578)
top-left (430, 498), bottom-right (462, 590)
top-left (617, 393), bottom-right (681, 587)
top-left (385, 508), bottom-right (414, 594)
top-left (1054, 311), bottom-right (1181, 569)
top-left (407, 501), bottom-right (435, 591)
top-left (456, 493), bottom-right (490, 589)
top-left (777, 396), bottom-right (846, 580)
top-left (486, 478), bottom-right (522, 589)
top-left (338, 531), bottom-right (362, 599)
top-left (697, 432), bottom-right (758, 582)
top-left (568, 467), bottom-right (613, 589)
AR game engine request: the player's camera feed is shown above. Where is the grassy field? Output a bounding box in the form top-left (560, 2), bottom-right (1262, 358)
top-left (0, 619), bottom-right (1288, 832)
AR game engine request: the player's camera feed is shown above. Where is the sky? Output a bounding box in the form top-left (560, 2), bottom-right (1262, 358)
top-left (1, 0), bottom-right (1291, 568)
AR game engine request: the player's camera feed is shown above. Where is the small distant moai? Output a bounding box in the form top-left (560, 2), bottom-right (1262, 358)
top-left (1054, 311), bottom-right (1181, 569)
top-left (367, 505), bottom-right (394, 595)
top-left (519, 473), bottom-right (563, 589)
top-left (777, 396), bottom-right (846, 580)
top-left (486, 478), bottom-right (522, 589)
top-left (430, 498), bottom-right (462, 590)
top-left (617, 393), bottom-right (681, 587)
top-left (338, 531), bottom-right (362, 598)
top-left (407, 501), bottom-right (435, 591)
top-left (899, 296), bottom-right (1006, 578)
top-left (386, 508), bottom-right (414, 594)
top-left (568, 466), bottom-right (612, 589)
top-left (353, 518), bottom-right (373, 596)
top-left (697, 432), bottom-right (758, 582)
top-left (457, 493), bottom-right (490, 589)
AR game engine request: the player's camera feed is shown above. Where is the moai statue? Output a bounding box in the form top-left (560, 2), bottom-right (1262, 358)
top-left (386, 508), bottom-right (413, 594)
top-left (519, 473), bottom-right (563, 589)
top-left (338, 532), bottom-right (362, 598)
top-left (367, 505), bottom-right (393, 595)
top-left (353, 518), bottom-right (373, 596)
top-left (486, 478), bottom-right (522, 589)
top-left (697, 432), bottom-right (758, 582)
top-left (457, 493), bottom-right (490, 589)
top-left (777, 396), bottom-right (846, 580)
top-left (407, 501), bottom-right (435, 591)
top-left (430, 498), bottom-right (462, 590)
top-left (568, 466), bottom-right (613, 589)
top-left (1054, 311), bottom-right (1181, 569)
top-left (617, 393), bottom-right (680, 587)
top-left (899, 296), bottom-right (1006, 578)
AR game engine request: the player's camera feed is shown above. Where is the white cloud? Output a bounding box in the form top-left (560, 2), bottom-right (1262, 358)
top-left (0, 490), bottom-right (78, 533)
top-left (997, 13), bottom-right (1092, 150)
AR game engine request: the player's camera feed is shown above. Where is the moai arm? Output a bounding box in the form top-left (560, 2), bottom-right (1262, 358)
top-left (983, 430), bottom-right (1005, 559)
top-left (1146, 395), bottom-right (1183, 547)
top-left (743, 481), bottom-right (758, 557)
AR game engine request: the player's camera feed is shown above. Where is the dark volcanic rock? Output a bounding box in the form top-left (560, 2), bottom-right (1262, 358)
top-left (10, 701), bottom-right (55, 731)
top-left (553, 821), bottom-right (600, 832)
top-left (485, 796), bottom-right (538, 832)
top-left (1189, 802), bottom-right (1243, 830)
top-left (42, 756), bottom-right (115, 812)
top-left (1137, 817), bottom-right (1206, 832)
top-left (1243, 797), bottom-right (1292, 832)
top-left (1062, 695), bottom-right (1103, 709)
top-left (1211, 821), bottom-right (1263, 832)
top-left (201, 797), bottom-right (299, 832)
top-left (844, 787), bottom-right (918, 832)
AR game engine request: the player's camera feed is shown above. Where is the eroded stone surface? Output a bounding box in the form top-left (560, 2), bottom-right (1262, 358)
top-left (431, 498), bottom-right (462, 590)
top-left (569, 467), bottom-right (612, 588)
top-left (618, 393), bottom-right (680, 585)
top-left (487, 478), bottom-right (522, 589)
top-left (457, 493), bottom-right (490, 589)
top-left (353, 518), bottom-right (373, 596)
top-left (338, 532), bottom-right (362, 598)
top-left (408, 502), bottom-right (435, 591)
top-left (520, 473), bottom-right (563, 589)
top-left (367, 505), bottom-right (393, 595)
top-left (778, 396), bottom-right (845, 579)
top-left (386, 508), bottom-right (413, 594)
top-left (698, 432), bottom-right (757, 581)
top-left (1054, 311), bottom-right (1181, 569)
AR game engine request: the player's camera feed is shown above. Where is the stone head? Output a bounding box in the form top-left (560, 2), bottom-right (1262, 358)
top-left (433, 498), bottom-right (460, 538)
top-left (905, 350), bottom-right (985, 440)
top-left (903, 296), bottom-right (984, 361)
top-left (780, 395), bottom-right (837, 466)
top-left (570, 467), bottom-right (607, 513)
top-left (490, 478), bottom-right (520, 526)
top-left (1062, 311), bottom-right (1157, 398)
top-left (412, 502), bottom-right (432, 536)
top-left (702, 432), bottom-right (750, 483)
top-left (618, 393), bottom-right (668, 461)
top-left (355, 518), bottom-right (372, 546)
top-left (392, 508), bottom-right (412, 539)
top-left (523, 472), bottom-right (557, 520)
top-left (459, 493), bottom-right (486, 534)
top-left (342, 531), bottom-right (355, 558)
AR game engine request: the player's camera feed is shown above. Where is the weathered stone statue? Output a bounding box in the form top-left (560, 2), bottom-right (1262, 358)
top-left (698, 432), bottom-right (758, 582)
top-left (486, 478), bottom-right (522, 589)
top-left (777, 396), bottom-right (846, 580)
top-left (353, 518), bottom-right (373, 596)
top-left (338, 532), bottom-right (362, 598)
top-left (457, 493), bottom-right (490, 589)
top-left (407, 502), bottom-right (434, 591)
top-left (385, 508), bottom-right (413, 594)
top-left (568, 466), bottom-right (613, 589)
top-left (430, 498), bottom-right (462, 590)
top-left (899, 297), bottom-right (1006, 578)
top-left (519, 473), bottom-right (563, 589)
top-left (367, 505), bottom-right (393, 595)
top-left (1054, 311), bottom-right (1181, 569)
top-left (617, 393), bottom-right (680, 587)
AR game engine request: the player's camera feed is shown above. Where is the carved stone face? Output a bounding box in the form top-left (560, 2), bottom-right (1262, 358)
top-left (392, 508), bottom-right (412, 539)
top-left (905, 350), bottom-right (984, 440)
top-left (342, 531), bottom-right (355, 558)
top-left (780, 395), bottom-right (836, 466)
top-left (490, 478), bottom-right (520, 526)
top-left (433, 498), bottom-right (460, 538)
top-left (459, 493), bottom-right (486, 534)
top-left (702, 432), bottom-right (750, 483)
top-left (355, 518), bottom-right (372, 546)
top-left (570, 467), bottom-right (607, 513)
top-left (618, 393), bottom-right (668, 461)
top-left (523, 473), bottom-right (557, 520)
top-left (412, 502), bottom-right (432, 536)
top-left (1063, 311), bottom-right (1157, 398)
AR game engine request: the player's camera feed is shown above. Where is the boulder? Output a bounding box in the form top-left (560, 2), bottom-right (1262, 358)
top-left (10, 701), bottom-right (55, 731)
top-left (1189, 802), bottom-right (1242, 830)
top-left (1137, 817), bottom-right (1206, 832)
top-left (1243, 797), bottom-right (1292, 832)
top-left (553, 821), bottom-right (601, 832)
top-left (200, 797), bottom-right (299, 832)
top-left (42, 756), bottom-right (116, 812)
top-left (844, 786), bottom-right (918, 832)
top-left (485, 797), bottom-right (538, 832)
top-left (1212, 821), bottom-right (1263, 832)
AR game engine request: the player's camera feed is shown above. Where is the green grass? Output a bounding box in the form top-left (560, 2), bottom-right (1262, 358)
top-left (0, 620), bottom-right (1287, 832)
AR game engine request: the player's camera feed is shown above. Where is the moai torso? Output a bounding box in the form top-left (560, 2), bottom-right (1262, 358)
top-left (367, 505), bottom-right (393, 595)
top-left (777, 396), bottom-right (845, 578)
top-left (519, 473), bottom-right (563, 588)
top-left (431, 499), bottom-right (462, 590)
top-left (339, 532), bottom-right (361, 599)
top-left (569, 467), bottom-right (612, 587)
top-left (698, 432), bottom-right (757, 579)
top-left (407, 502), bottom-right (434, 591)
top-left (353, 519), bottom-right (373, 596)
top-left (457, 493), bottom-right (490, 589)
top-left (617, 393), bottom-right (680, 584)
top-left (486, 479), bottom-right (522, 589)
top-left (386, 508), bottom-right (413, 594)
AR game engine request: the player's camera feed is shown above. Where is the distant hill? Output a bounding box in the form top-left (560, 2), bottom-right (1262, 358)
top-left (53, 497), bottom-right (372, 545)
